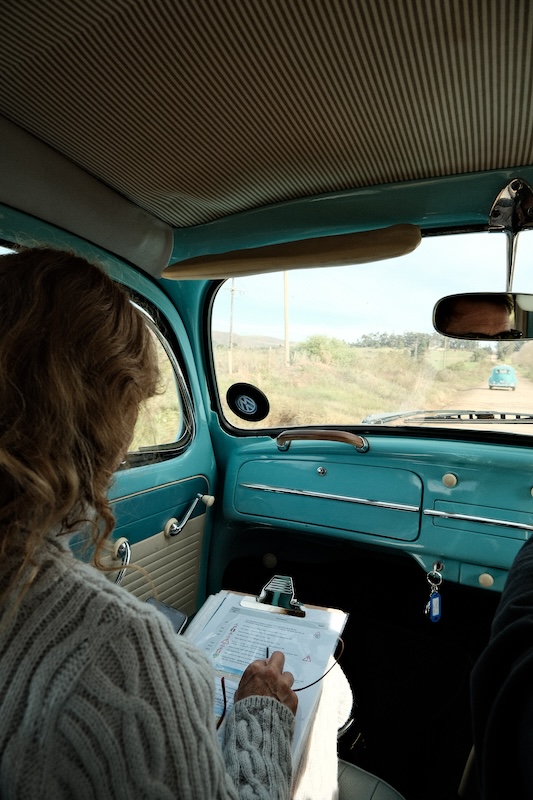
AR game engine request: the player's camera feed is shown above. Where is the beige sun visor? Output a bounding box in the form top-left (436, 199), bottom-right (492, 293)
top-left (163, 224), bottom-right (421, 280)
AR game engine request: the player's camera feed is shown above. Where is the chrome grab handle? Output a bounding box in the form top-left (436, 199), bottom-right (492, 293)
top-left (276, 429), bottom-right (369, 452)
top-left (164, 493), bottom-right (215, 537)
top-left (113, 536), bottom-right (131, 585)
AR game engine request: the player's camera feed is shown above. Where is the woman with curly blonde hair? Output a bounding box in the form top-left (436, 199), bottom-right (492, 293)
top-left (0, 248), bottom-right (296, 800)
top-left (0, 248), bottom-right (160, 603)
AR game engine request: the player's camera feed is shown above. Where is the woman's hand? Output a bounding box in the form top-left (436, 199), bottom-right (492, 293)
top-left (234, 650), bottom-right (298, 715)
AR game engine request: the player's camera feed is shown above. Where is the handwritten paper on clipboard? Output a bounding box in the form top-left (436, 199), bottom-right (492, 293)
top-left (184, 590), bottom-right (348, 770)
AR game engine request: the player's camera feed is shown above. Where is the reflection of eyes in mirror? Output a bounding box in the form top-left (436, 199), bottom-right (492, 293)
top-left (433, 293), bottom-right (525, 340)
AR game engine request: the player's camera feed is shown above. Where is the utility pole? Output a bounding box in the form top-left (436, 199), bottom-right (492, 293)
top-left (226, 278), bottom-right (245, 375)
top-left (228, 278), bottom-right (235, 375)
top-left (284, 271), bottom-right (290, 366)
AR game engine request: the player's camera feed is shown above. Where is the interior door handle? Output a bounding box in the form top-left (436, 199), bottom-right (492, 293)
top-left (113, 536), bottom-right (131, 585)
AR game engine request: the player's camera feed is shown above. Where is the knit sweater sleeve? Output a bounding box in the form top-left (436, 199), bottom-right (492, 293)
top-left (36, 612), bottom-right (239, 800)
top-left (0, 541), bottom-right (295, 800)
top-left (223, 695), bottom-right (295, 800)
top-left (38, 607), bottom-right (293, 800)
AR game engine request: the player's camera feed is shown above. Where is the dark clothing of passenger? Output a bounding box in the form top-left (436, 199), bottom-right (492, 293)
top-left (471, 536), bottom-right (533, 799)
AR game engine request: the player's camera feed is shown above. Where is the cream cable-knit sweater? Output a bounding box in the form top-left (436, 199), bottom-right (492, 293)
top-left (0, 536), bottom-right (294, 799)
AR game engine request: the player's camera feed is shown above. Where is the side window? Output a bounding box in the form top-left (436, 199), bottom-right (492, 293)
top-left (129, 330), bottom-right (181, 450)
top-left (127, 305), bottom-right (194, 462)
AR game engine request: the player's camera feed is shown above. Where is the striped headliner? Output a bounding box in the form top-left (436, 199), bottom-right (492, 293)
top-left (2, 0), bottom-right (533, 228)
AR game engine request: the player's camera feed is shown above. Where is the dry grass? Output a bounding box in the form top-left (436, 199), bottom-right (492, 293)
top-left (214, 344), bottom-right (493, 429)
top-left (130, 337), bottom-right (498, 448)
top-left (130, 341), bottom-right (181, 450)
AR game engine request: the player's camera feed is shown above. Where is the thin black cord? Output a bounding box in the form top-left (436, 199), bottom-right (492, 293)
top-left (216, 676), bottom-right (227, 730)
top-left (216, 637), bottom-right (344, 729)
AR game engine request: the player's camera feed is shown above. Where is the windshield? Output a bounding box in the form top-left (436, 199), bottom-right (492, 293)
top-left (211, 230), bottom-right (533, 437)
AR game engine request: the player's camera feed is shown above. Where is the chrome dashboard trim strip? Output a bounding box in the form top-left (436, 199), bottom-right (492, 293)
top-left (240, 483), bottom-right (419, 512)
top-left (424, 509), bottom-right (533, 531)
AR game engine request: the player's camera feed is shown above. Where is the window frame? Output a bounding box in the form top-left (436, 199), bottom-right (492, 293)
top-left (123, 297), bottom-right (196, 468)
top-left (204, 233), bottom-right (533, 449)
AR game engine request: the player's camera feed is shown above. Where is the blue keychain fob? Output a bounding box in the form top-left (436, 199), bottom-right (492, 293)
top-left (428, 591), bottom-right (441, 623)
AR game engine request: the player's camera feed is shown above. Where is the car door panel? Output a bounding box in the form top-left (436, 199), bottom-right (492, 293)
top-left (109, 475), bottom-right (212, 615)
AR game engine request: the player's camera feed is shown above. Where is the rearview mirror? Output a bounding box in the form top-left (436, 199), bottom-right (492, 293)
top-left (433, 292), bottom-right (533, 340)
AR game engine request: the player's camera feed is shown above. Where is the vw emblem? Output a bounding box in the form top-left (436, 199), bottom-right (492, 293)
top-left (236, 394), bottom-right (257, 415)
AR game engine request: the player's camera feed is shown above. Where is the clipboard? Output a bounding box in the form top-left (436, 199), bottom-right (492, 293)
top-left (184, 575), bottom-right (348, 770)
top-left (239, 574), bottom-right (306, 617)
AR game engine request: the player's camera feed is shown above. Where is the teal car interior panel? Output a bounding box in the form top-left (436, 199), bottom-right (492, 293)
top-left (406, 556), bottom-right (508, 593)
top-left (111, 476), bottom-right (211, 546)
top-left (232, 459), bottom-right (422, 541)
top-left (219, 434), bottom-right (533, 585)
top-left (429, 500), bottom-right (533, 541)
top-left (171, 167), bottom-right (533, 262)
top-left (417, 523), bottom-right (523, 572)
top-left (459, 562), bottom-right (509, 592)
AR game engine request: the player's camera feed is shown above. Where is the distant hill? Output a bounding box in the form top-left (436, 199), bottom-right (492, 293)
top-left (212, 331), bottom-right (287, 349)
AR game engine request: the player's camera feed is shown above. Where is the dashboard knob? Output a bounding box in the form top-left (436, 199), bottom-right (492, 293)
top-left (442, 473), bottom-right (458, 487)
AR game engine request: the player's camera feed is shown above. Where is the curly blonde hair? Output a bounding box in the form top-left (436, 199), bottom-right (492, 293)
top-left (0, 248), bottom-right (160, 606)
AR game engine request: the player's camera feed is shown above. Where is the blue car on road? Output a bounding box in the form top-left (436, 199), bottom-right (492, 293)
top-left (489, 365), bottom-right (517, 390)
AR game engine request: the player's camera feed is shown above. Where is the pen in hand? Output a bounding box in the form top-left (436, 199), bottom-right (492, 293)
top-left (235, 649), bottom-right (297, 714)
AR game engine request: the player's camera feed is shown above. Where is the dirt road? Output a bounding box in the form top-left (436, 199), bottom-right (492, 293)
top-left (437, 370), bottom-right (533, 435)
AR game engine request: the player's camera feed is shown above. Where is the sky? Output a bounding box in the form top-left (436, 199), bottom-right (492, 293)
top-left (211, 230), bottom-right (533, 343)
